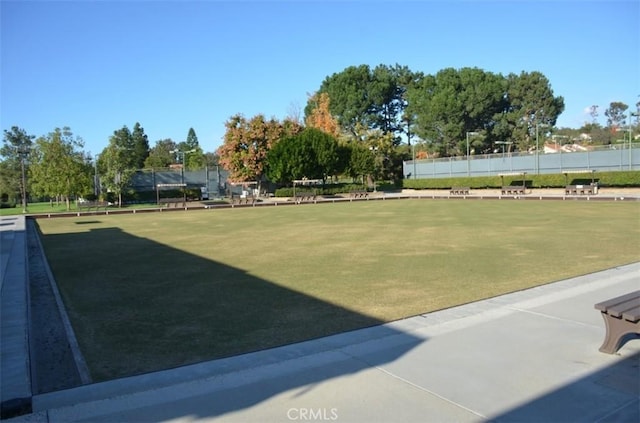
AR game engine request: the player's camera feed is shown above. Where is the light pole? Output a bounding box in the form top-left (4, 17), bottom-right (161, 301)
top-left (18, 146), bottom-right (28, 213)
top-left (412, 143), bottom-right (417, 179)
top-left (170, 149), bottom-right (196, 200)
top-left (628, 111), bottom-right (638, 170)
top-left (552, 135), bottom-right (569, 172)
top-left (616, 126), bottom-right (633, 170)
top-left (466, 131), bottom-right (479, 176)
top-left (495, 141), bottom-right (513, 171)
top-left (369, 146), bottom-right (378, 192)
top-left (495, 141), bottom-right (513, 156)
top-left (93, 153), bottom-right (101, 197)
top-left (536, 123), bottom-right (549, 175)
top-left (170, 148), bottom-right (196, 183)
top-left (406, 116), bottom-right (417, 179)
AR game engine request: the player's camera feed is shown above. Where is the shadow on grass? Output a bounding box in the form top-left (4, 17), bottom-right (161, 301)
top-left (508, 179), bottom-right (533, 188)
top-left (38, 225), bottom-right (425, 419)
top-left (570, 177), bottom-right (600, 185)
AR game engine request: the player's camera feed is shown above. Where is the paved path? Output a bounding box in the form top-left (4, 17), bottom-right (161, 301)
top-left (9, 261), bottom-right (639, 422)
top-left (1, 216), bottom-right (31, 418)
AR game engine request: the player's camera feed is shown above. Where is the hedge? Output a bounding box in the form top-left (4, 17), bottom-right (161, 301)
top-left (0, 202), bottom-right (16, 209)
top-left (402, 171), bottom-right (640, 190)
top-left (122, 188), bottom-right (203, 203)
top-left (275, 183), bottom-right (369, 197)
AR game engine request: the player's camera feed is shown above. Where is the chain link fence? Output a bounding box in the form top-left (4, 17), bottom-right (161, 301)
top-left (404, 145), bottom-right (640, 179)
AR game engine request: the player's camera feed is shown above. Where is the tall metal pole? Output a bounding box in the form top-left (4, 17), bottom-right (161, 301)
top-left (629, 110), bottom-right (633, 170)
top-left (180, 152), bottom-right (186, 203)
top-left (20, 151), bottom-right (27, 213)
top-left (94, 154), bottom-right (100, 197)
top-left (170, 148), bottom-right (196, 201)
top-left (535, 124), bottom-right (539, 175)
top-left (412, 144), bottom-right (416, 179)
top-left (466, 132), bottom-right (470, 176)
top-left (408, 118), bottom-right (416, 179)
top-left (466, 131), bottom-right (479, 176)
top-left (536, 123), bottom-right (550, 175)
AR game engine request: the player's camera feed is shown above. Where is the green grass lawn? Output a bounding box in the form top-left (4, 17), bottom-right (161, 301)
top-left (36, 200), bottom-right (640, 382)
top-left (0, 201), bottom-right (162, 216)
top-left (1, 201), bottom-right (70, 215)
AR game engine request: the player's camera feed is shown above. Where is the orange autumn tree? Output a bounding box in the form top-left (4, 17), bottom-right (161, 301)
top-left (217, 114), bottom-right (302, 190)
top-left (305, 92), bottom-right (340, 138)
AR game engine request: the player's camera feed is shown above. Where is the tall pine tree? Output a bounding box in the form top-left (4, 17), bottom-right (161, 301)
top-left (131, 122), bottom-right (150, 169)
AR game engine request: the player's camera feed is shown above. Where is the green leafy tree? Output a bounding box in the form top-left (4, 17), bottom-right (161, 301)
top-left (204, 152), bottom-right (219, 168)
top-left (29, 127), bottom-right (92, 210)
top-left (144, 139), bottom-right (177, 169)
top-left (266, 135), bottom-right (315, 185)
top-left (407, 68), bottom-right (563, 155)
top-left (500, 71), bottom-right (565, 151)
top-left (307, 64), bottom-right (420, 144)
top-left (368, 64), bottom-right (418, 140)
top-left (304, 128), bottom-right (342, 182)
top-left (346, 142), bottom-right (375, 185)
top-left (177, 128), bottom-right (206, 170)
top-left (266, 128), bottom-right (342, 185)
top-left (0, 126), bottom-right (34, 206)
top-left (217, 114), bottom-right (303, 189)
top-left (605, 101), bottom-right (628, 130)
top-left (307, 65), bottom-right (373, 137)
top-left (407, 67), bottom-right (508, 156)
top-left (357, 128), bottom-right (397, 184)
top-left (98, 126), bottom-right (138, 207)
top-left (406, 71), bottom-right (459, 156)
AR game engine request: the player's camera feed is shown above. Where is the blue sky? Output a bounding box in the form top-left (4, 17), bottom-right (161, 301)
top-left (2, 0), bottom-right (638, 157)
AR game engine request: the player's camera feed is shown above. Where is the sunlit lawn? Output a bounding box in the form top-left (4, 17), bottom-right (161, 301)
top-left (1, 201), bottom-right (71, 215)
top-left (36, 199), bottom-right (640, 382)
top-left (0, 201), bottom-right (160, 216)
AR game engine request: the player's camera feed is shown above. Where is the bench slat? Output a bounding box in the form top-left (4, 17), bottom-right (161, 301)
top-left (450, 187), bottom-right (470, 195)
top-left (595, 290), bottom-right (640, 353)
top-left (605, 297), bottom-right (640, 319)
top-left (595, 290), bottom-right (640, 313)
top-left (622, 305), bottom-right (640, 322)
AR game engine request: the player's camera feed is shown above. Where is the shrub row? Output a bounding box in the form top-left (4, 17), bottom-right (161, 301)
top-left (402, 171), bottom-right (640, 190)
top-left (119, 188), bottom-right (203, 203)
top-left (274, 183), bottom-right (368, 197)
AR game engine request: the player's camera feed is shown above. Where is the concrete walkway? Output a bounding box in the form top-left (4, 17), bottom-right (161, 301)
top-left (1, 215), bottom-right (32, 418)
top-left (9, 260), bottom-right (639, 422)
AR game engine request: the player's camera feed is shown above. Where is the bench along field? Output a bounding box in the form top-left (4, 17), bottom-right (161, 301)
top-left (35, 200), bottom-right (640, 382)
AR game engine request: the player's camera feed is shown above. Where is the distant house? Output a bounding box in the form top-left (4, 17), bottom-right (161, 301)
top-left (544, 142), bottom-right (590, 154)
top-left (578, 133), bottom-right (592, 142)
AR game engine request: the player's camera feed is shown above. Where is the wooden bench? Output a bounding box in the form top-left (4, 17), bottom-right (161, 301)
top-left (231, 196), bottom-right (255, 205)
top-left (565, 185), bottom-right (595, 195)
top-left (158, 198), bottom-right (186, 208)
top-left (78, 201), bottom-right (109, 211)
top-left (501, 186), bottom-right (526, 195)
top-left (349, 190), bottom-right (369, 199)
top-left (449, 187), bottom-right (470, 196)
top-left (295, 192), bottom-right (316, 203)
top-left (594, 290), bottom-right (640, 354)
